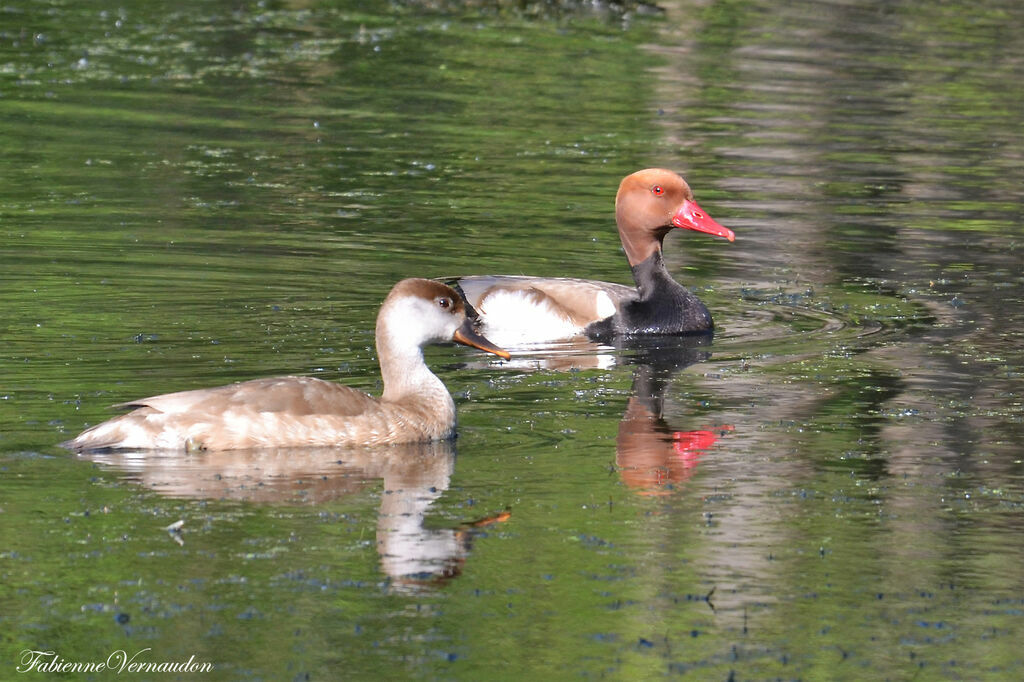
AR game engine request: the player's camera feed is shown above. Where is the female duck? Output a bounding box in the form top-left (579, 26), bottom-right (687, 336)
top-left (451, 169), bottom-right (734, 345)
top-left (63, 279), bottom-right (509, 452)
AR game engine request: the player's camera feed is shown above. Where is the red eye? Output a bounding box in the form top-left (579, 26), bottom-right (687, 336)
top-left (651, 185), bottom-right (664, 196)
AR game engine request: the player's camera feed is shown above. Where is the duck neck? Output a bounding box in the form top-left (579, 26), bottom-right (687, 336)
top-left (629, 248), bottom-right (682, 301)
top-left (378, 342), bottom-right (450, 406)
top-left (617, 209), bottom-right (669, 267)
top-left (621, 248), bottom-right (714, 334)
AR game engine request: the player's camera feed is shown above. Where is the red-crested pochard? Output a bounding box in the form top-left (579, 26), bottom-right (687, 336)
top-left (62, 279), bottom-right (510, 452)
top-left (451, 169), bottom-right (735, 345)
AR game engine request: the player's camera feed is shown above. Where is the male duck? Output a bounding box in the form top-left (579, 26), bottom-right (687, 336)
top-left (451, 168), bottom-right (734, 345)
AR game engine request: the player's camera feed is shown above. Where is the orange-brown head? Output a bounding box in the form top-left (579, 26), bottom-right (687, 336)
top-left (614, 168), bottom-right (735, 266)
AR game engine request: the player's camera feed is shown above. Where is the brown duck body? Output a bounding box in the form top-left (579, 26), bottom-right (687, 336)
top-left (450, 169), bottom-right (734, 346)
top-left (69, 376), bottom-right (456, 451)
top-left (62, 279), bottom-right (509, 452)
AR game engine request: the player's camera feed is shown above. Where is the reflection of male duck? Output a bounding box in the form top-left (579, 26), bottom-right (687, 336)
top-left (83, 440), bottom-right (509, 591)
top-left (464, 334), bottom-right (733, 494)
top-left (617, 390), bottom-right (732, 495)
top-left (613, 337), bottom-right (732, 495)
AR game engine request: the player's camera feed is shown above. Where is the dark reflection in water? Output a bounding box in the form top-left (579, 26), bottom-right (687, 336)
top-left (477, 332), bottom-right (736, 494)
top-left (83, 440), bottom-right (509, 593)
top-left (612, 336), bottom-right (733, 494)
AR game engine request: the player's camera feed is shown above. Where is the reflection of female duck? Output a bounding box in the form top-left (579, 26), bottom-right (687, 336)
top-left (83, 440), bottom-right (509, 591)
top-left (63, 279), bottom-right (509, 451)
top-left (451, 169), bottom-right (734, 346)
top-left (371, 442), bottom-right (510, 593)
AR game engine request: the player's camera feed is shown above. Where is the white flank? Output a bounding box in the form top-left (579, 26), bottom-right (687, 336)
top-left (594, 291), bottom-right (616, 319)
top-left (478, 289), bottom-right (583, 346)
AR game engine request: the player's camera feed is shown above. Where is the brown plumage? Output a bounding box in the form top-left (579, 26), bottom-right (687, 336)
top-left (62, 279), bottom-right (509, 452)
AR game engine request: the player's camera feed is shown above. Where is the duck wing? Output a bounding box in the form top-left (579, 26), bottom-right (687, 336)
top-left (117, 376), bottom-right (377, 417)
top-left (451, 275), bottom-right (635, 328)
top-left (64, 377), bottom-right (380, 452)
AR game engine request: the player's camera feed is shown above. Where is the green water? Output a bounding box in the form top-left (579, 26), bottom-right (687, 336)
top-left (2, 0), bottom-right (1023, 679)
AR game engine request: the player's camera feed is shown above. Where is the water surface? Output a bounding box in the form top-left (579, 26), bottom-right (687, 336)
top-left (2, 0), bottom-right (1023, 679)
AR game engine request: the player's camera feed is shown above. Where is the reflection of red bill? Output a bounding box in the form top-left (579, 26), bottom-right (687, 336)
top-left (618, 422), bottom-right (734, 495)
top-left (672, 429), bottom-right (719, 458)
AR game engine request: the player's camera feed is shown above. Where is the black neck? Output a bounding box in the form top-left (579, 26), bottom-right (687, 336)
top-left (624, 250), bottom-right (713, 334)
top-left (585, 250), bottom-right (715, 338)
top-left (630, 249), bottom-right (680, 301)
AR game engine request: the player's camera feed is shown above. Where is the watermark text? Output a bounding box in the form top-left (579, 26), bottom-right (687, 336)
top-left (18, 649), bottom-right (213, 674)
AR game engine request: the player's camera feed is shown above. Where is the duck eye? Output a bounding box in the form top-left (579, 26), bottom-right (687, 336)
top-left (437, 297), bottom-right (451, 309)
top-left (651, 185), bottom-right (664, 196)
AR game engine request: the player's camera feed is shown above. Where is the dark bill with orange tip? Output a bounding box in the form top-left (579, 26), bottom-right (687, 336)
top-left (453, 319), bottom-right (511, 360)
top-left (672, 199), bottom-right (736, 242)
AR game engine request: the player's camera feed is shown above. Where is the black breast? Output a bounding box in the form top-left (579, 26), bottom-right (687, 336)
top-left (584, 252), bottom-right (713, 339)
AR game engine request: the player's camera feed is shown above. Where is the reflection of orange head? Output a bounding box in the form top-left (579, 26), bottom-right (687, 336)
top-left (616, 417), bottom-right (733, 495)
